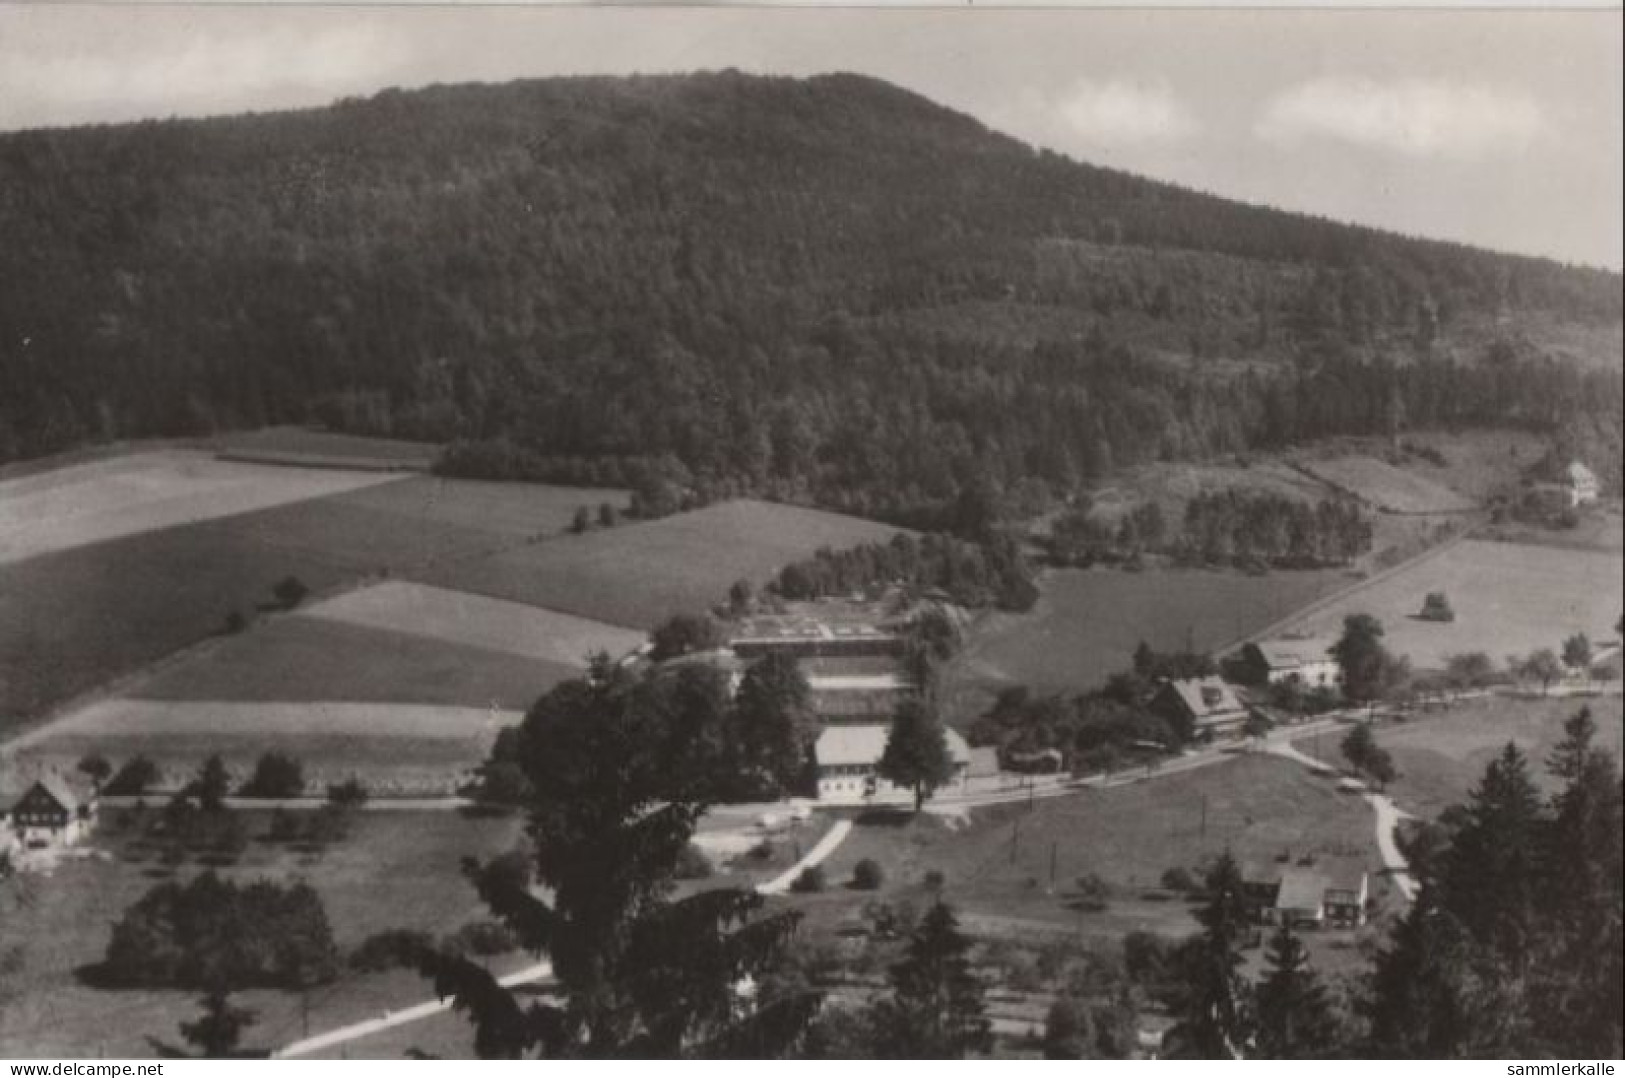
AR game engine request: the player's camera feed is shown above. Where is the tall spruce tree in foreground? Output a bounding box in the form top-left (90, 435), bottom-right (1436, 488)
top-left (1364, 714), bottom-right (1623, 1058)
top-left (1253, 920), bottom-right (1337, 1058)
top-left (872, 901), bottom-right (991, 1058)
top-left (1535, 709), bottom-right (1624, 1058)
top-left (419, 662), bottom-right (819, 1057)
top-left (1164, 853), bottom-right (1253, 1058)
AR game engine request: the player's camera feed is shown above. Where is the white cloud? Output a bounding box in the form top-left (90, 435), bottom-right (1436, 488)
top-left (1056, 78), bottom-right (1196, 145)
top-left (1256, 77), bottom-right (1543, 159)
top-left (0, 23), bottom-right (407, 129)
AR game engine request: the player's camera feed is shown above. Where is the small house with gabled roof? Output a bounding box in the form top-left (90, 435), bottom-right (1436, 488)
top-left (3, 772), bottom-right (98, 850)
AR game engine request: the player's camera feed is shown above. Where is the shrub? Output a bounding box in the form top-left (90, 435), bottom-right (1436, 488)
top-left (272, 576), bottom-right (309, 610)
top-left (789, 866), bottom-right (827, 893)
top-left (326, 777), bottom-right (368, 809)
top-left (238, 753), bottom-right (305, 799)
top-left (105, 756), bottom-right (161, 796)
top-left (1160, 867), bottom-right (1198, 893)
top-left (746, 839), bottom-right (775, 862)
top-left (349, 929), bottom-right (434, 973)
top-left (1075, 872), bottom-right (1111, 900)
top-left (851, 858), bottom-right (885, 891)
top-left (675, 843), bottom-right (714, 880)
top-left (1420, 591), bottom-right (1455, 622)
top-left (923, 869), bottom-right (946, 890)
top-left (223, 610), bottom-right (247, 634)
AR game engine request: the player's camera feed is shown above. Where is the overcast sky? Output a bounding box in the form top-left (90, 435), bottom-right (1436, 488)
top-left (0, 6), bottom-right (1619, 269)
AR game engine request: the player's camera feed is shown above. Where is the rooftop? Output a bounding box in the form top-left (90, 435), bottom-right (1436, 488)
top-left (1164, 677), bottom-right (1246, 718)
top-left (1253, 640), bottom-right (1334, 668)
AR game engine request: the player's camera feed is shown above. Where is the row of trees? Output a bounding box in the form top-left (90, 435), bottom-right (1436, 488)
top-left (1179, 491), bottom-right (1371, 569)
top-left (770, 531), bottom-right (1038, 613)
top-left (1050, 490), bottom-right (1372, 570)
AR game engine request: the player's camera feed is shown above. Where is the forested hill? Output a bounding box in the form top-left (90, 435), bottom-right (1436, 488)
top-left (2, 71), bottom-right (1620, 518)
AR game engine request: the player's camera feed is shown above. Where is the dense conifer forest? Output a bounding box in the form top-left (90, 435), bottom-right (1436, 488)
top-left (2, 71), bottom-right (1620, 520)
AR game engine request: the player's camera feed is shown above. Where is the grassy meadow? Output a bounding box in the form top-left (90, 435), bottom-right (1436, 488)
top-left (1270, 539), bottom-right (1621, 672)
top-left (0, 810), bottom-right (524, 1058)
top-left (422, 499), bottom-right (905, 629)
top-left (947, 564), bottom-right (1347, 716)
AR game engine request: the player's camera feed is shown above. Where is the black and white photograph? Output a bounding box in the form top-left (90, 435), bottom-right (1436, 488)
top-left (0, 2), bottom-right (1621, 1062)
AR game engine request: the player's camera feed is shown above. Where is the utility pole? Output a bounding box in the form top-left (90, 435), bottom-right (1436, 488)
top-left (1199, 794), bottom-right (1207, 840)
top-left (1048, 841), bottom-right (1058, 890)
top-left (1010, 816), bottom-right (1021, 864)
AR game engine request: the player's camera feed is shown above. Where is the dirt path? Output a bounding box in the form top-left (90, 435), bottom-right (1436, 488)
top-left (273, 961), bottom-right (553, 1059)
top-left (1366, 793), bottom-right (1419, 901)
top-left (756, 819), bottom-right (853, 895)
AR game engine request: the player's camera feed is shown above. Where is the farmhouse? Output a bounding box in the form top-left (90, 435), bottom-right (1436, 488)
top-left (1244, 864), bottom-right (1369, 928)
top-left (2, 773), bottom-right (98, 850)
top-left (1566, 462), bottom-right (1600, 506)
top-left (1239, 641), bottom-right (1340, 688)
top-left (1151, 677), bottom-right (1251, 740)
top-left (814, 723), bottom-right (971, 803)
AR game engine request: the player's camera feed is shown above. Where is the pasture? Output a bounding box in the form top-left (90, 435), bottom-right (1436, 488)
top-left (0, 522), bottom-right (353, 731)
top-left (798, 754), bottom-right (1388, 958)
top-left (1268, 539), bottom-right (1621, 672)
top-left (423, 499), bottom-right (904, 629)
top-left (211, 426), bottom-right (440, 471)
top-left (948, 565), bottom-right (1346, 711)
top-left (1298, 455), bottom-right (1477, 514)
top-left (0, 461), bottom-right (628, 733)
top-left (0, 810), bottom-right (524, 1058)
top-left (303, 582), bottom-right (644, 666)
top-left (127, 616), bottom-right (577, 709)
top-left (0, 450), bottom-right (397, 566)
top-left (1339, 693), bottom-right (1625, 819)
top-left (13, 698), bottom-right (517, 794)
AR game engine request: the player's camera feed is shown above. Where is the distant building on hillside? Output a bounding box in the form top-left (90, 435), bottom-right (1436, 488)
top-left (1151, 677), bottom-right (1251, 740)
top-left (1239, 641), bottom-right (1340, 689)
top-left (814, 723), bottom-right (971, 803)
top-left (2, 772), bottom-right (98, 851)
top-left (1567, 462), bottom-right (1600, 506)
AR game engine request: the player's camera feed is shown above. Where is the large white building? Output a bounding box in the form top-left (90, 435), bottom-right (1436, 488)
top-left (1242, 640), bottom-right (1340, 689)
top-left (814, 723), bottom-right (972, 804)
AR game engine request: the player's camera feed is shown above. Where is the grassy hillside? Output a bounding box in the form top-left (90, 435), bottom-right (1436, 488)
top-left (2, 72), bottom-right (1619, 518)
